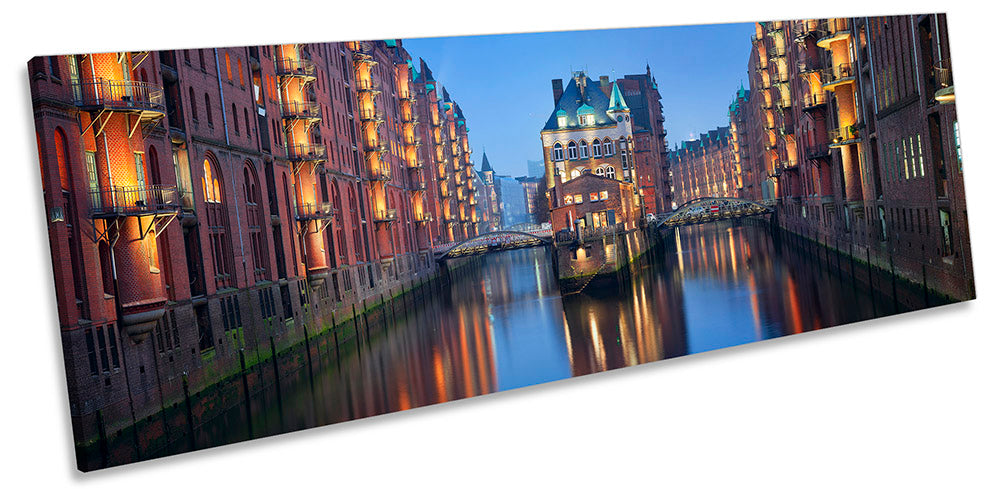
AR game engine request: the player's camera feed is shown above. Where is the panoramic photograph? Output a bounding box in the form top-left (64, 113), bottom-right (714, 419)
top-left (28, 13), bottom-right (973, 471)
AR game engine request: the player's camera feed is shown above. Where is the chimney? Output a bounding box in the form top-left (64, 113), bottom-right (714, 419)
top-left (600, 75), bottom-right (609, 88)
top-left (551, 79), bottom-right (564, 106)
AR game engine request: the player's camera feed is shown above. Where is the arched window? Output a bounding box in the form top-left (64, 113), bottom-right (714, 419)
top-left (606, 166), bottom-right (616, 180)
top-left (231, 103), bottom-right (238, 137)
top-left (243, 107), bottom-right (251, 136)
top-left (224, 52), bottom-right (232, 81)
top-left (592, 139), bottom-right (602, 157)
top-left (332, 181), bottom-right (348, 265)
top-left (594, 168), bottom-right (605, 177)
top-left (204, 93), bottom-right (213, 126)
top-left (189, 87), bottom-right (198, 122)
top-left (603, 138), bottom-right (613, 156)
top-left (244, 163), bottom-right (270, 282)
top-left (570, 168), bottom-right (581, 179)
top-left (567, 141), bottom-right (578, 160)
top-left (552, 143), bottom-right (564, 162)
top-left (203, 154), bottom-right (233, 288)
top-left (579, 139), bottom-right (589, 158)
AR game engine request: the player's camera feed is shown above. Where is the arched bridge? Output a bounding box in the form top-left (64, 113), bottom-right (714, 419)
top-left (651, 197), bottom-right (774, 229)
top-left (434, 227), bottom-right (553, 260)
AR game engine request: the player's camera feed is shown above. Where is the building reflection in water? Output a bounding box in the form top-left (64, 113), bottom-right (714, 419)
top-left (112, 222), bottom-right (936, 469)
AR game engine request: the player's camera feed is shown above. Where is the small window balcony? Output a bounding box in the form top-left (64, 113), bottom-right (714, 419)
top-left (73, 78), bottom-right (165, 117)
top-left (295, 202), bottom-right (335, 221)
top-left (286, 143), bottom-right (327, 162)
top-left (280, 101), bottom-right (322, 121)
top-left (88, 185), bottom-right (180, 218)
top-left (820, 63), bottom-right (855, 90)
top-left (275, 58), bottom-right (317, 80)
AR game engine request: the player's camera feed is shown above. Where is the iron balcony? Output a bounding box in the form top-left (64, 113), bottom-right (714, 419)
top-left (802, 93), bottom-right (828, 112)
top-left (275, 58), bottom-right (317, 79)
top-left (280, 101), bottom-right (322, 121)
top-left (72, 78), bottom-right (165, 115)
top-left (286, 143), bottom-right (327, 162)
top-left (295, 202), bottom-right (335, 221)
top-left (88, 185), bottom-right (180, 218)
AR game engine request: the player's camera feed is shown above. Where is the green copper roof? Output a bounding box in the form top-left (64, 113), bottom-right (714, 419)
top-left (556, 109), bottom-right (567, 116)
top-left (425, 83), bottom-right (435, 90)
top-left (607, 81), bottom-right (629, 112)
top-left (384, 40), bottom-right (397, 47)
top-left (577, 103), bottom-right (595, 115)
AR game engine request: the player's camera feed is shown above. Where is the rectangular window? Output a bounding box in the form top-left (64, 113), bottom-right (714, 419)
top-left (574, 194), bottom-right (583, 204)
top-left (85, 151), bottom-right (100, 209)
top-left (589, 192), bottom-right (599, 202)
top-left (599, 190), bottom-right (609, 200)
top-left (954, 121), bottom-right (962, 173)
top-left (96, 325), bottom-right (109, 373)
top-left (84, 328), bottom-right (98, 376)
top-left (134, 152), bottom-right (146, 190)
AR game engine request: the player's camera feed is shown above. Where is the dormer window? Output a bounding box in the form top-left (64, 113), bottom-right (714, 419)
top-left (556, 109), bottom-right (568, 128)
top-left (578, 114), bottom-right (594, 126)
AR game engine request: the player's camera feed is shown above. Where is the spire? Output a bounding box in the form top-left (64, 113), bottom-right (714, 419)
top-left (607, 81), bottom-right (629, 112)
top-left (480, 151), bottom-right (493, 172)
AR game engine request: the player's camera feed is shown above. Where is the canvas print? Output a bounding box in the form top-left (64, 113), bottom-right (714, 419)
top-left (28, 14), bottom-right (974, 471)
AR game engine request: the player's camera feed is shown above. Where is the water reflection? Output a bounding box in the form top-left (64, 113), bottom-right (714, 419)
top-left (96, 221), bottom-right (944, 469)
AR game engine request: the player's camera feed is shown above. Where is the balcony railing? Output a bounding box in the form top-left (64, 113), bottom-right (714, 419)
top-left (276, 58), bottom-right (317, 78)
top-left (805, 143), bottom-right (831, 160)
top-left (359, 109), bottom-right (385, 123)
top-left (829, 124), bottom-right (861, 146)
top-left (767, 45), bottom-right (787, 59)
top-left (802, 93), bottom-right (828, 111)
top-left (88, 185), bottom-right (180, 217)
top-left (934, 58), bottom-right (955, 103)
top-left (797, 58), bottom-right (825, 74)
top-left (286, 143), bottom-right (327, 162)
top-left (295, 202), bottom-right (334, 220)
top-left (356, 80), bottom-right (382, 93)
top-left (820, 63), bottom-right (855, 86)
top-left (371, 168), bottom-right (392, 181)
top-left (363, 140), bottom-right (388, 154)
top-left (373, 208), bottom-right (397, 223)
top-left (73, 79), bottom-right (165, 114)
top-left (816, 19), bottom-right (850, 47)
top-left (280, 101), bottom-right (321, 120)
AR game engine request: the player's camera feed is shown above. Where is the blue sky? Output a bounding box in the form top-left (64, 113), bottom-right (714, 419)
top-left (403, 22), bottom-right (754, 178)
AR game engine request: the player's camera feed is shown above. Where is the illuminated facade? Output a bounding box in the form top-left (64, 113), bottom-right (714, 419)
top-left (678, 15), bottom-right (971, 300)
top-left (666, 127), bottom-right (738, 206)
top-left (30, 39), bottom-right (478, 447)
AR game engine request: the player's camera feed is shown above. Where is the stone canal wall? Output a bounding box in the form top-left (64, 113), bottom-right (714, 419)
top-left (67, 252), bottom-right (457, 462)
top-left (773, 206), bottom-right (974, 302)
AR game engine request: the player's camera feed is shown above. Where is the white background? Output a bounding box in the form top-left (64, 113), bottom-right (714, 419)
top-left (1, 1), bottom-right (998, 492)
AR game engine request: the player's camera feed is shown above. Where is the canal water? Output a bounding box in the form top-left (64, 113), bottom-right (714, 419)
top-left (87, 220), bottom-right (950, 469)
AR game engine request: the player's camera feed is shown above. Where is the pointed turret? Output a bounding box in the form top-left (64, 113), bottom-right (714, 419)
top-left (607, 81), bottom-right (629, 112)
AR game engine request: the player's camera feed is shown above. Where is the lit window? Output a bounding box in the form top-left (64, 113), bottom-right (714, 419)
top-left (599, 190), bottom-right (609, 200)
top-left (563, 195), bottom-right (573, 205)
top-left (552, 143), bottom-right (564, 161)
top-left (574, 194), bottom-right (583, 204)
top-left (557, 115), bottom-right (567, 127)
top-left (590, 192), bottom-right (599, 202)
top-left (570, 168), bottom-right (581, 179)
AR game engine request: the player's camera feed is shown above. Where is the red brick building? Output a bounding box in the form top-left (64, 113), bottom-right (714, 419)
top-left (550, 172), bottom-right (642, 233)
top-left (30, 39), bottom-right (478, 447)
top-left (677, 15), bottom-right (972, 301)
top-left (667, 127), bottom-right (738, 206)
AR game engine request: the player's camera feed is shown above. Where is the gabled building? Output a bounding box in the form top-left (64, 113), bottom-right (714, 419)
top-left (540, 71), bottom-right (648, 223)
